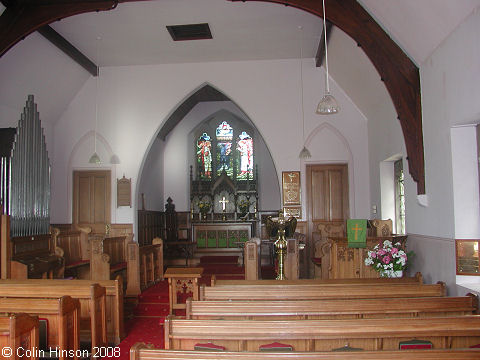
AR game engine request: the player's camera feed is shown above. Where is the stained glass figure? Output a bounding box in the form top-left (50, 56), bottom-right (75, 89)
top-left (217, 142), bottom-right (233, 176)
top-left (216, 121), bottom-right (233, 177)
top-left (236, 131), bottom-right (253, 180)
top-left (197, 132), bottom-right (212, 179)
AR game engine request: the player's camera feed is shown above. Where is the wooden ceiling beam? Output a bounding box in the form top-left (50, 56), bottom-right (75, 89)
top-left (231, 0), bottom-right (424, 195)
top-left (37, 24), bottom-right (98, 76)
top-left (315, 20), bottom-right (333, 68)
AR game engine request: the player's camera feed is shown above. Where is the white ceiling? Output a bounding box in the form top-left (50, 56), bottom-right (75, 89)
top-left (1, 0), bottom-right (480, 127)
top-left (46, 0), bottom-right (480, 67)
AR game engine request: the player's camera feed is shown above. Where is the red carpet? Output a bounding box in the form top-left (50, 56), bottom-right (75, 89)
top-left (101, 255), bottom-right (276, 359)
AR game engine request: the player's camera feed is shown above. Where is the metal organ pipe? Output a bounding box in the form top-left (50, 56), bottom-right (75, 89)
top-left (7, 95), bottom-right (51, 237)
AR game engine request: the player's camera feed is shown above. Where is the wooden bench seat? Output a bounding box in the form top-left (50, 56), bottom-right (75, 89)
top-left (0, 296), bottom-right (80, 360)
top-left (0, 277), bottom-right (124, 344)
top-left (126, 239), bottom-right (164, 297)
top-left (0, 280), bottom-right (107, 350)
top-left (0, 313), bottom-right (39, 360)
top-left (130, 344), bottom-right (480, 360)
top-left (200, 282), bottom-right (446, 301)
top-left (187, 294), bottom-right (478, 320)
top-left (91, 235), bottom-right (129, 281)
top-left (164, 315), bottom-right (480, 351)
top-left (211, 272), bottom-right (423, 286)
top-left (52, 226), bottom-right (91, 279)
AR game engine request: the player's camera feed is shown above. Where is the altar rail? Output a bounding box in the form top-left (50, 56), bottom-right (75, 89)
top-left (164, 316), bottom-right (480, 351)
top-left (130, 345), bottom-right (480, 360)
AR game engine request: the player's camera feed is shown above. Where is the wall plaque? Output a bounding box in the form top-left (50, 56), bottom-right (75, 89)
top-left (117, 175), bottom-right (131, 207)
top-left (282, 171), bottom-right (301, 205)
top-left (284, 206), bottom-right (301, 218)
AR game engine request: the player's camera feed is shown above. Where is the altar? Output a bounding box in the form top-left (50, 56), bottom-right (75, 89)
top-left (192, 221), bottom-right (255, 250)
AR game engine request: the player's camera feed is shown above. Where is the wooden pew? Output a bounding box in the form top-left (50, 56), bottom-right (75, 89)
top-left (0, 277), bottom-right (124, 344)
top-left (187, 294), bottom-right (478, 320)
top-left (0, 281), bottom-right (107, 349)
top-left (130, 344), bottom-right (480, 360)
top-left (211, 272), bottom-right (423, 286)
top-left (0, 313), bottom-right (39, 360)
top-left (91, 235), bottom-right (129, 281)
top-left (126, 238), bottom-right (164, 297)
top-left (52, 226), bottom-right (91, 279)
top-left (164, 315), bottom-right (480, 351)
top-left (0, 296), bottom-right (80, 360)
top-left (200, 282), bottom-right (446, 301)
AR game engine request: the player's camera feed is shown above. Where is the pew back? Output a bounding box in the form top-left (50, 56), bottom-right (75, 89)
top-left (0, 313), bottom-right (39, 360)
top-left (164, 316), bottom-right (480, 351)
top-left (187, 294), bottom-right (478, 320)
top-left (0, 296), bottom-right (80, 359)
top-left (211, 272), bottom-right (423, 286)
top-left (200, 282), bottom-right (446, 301)
top-left (130, 344), bottom-right (480, 360)
top-left (0, 281), bottom-right (107, 349)
top-left (0, 277), bottom-right (124, 344)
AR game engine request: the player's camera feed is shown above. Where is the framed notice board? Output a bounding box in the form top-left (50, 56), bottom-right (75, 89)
top-left (282, 171), bottom-right (301, 205)
top-left (117, 175), bottom-right (131, 207)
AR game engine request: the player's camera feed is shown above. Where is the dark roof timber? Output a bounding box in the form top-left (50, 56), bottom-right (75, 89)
top-left (0, 0), bottom-right (425, 194)
top-left (231, 0), bottom-right (424, 195)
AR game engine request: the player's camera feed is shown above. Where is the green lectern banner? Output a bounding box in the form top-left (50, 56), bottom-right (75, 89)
top-left (347, 219), bottom-right (367, 248)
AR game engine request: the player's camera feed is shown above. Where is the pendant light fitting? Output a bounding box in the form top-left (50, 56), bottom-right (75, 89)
top-left (316, 0), bottom-right (339, 115)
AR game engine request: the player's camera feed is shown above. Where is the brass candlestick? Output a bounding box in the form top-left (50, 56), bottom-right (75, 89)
top-left (274, 213), bottom-right (288, 280)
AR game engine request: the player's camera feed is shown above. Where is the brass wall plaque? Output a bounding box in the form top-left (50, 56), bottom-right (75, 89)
top-left (282, 171), bottom-right (301, 205)
top-left (117, 175), bottom-right (131, 207)
top-left (456, 239), bottom-right (480, 275)
top-left (284, 206), bottom-right (301, 218)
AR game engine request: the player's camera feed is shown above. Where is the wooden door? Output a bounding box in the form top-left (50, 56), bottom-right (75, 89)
top-left (73, 170), bottom-right (111, 234)
top-left (306, 164), bottom-right (349, 277)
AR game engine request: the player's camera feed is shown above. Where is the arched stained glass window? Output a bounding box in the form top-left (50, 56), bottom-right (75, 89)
top-left (196, 132), bottom-right (212, 179)
top-left (216, 121), bottom-right (233, 177)
top-left (236, 131), bottom-right (253, 180)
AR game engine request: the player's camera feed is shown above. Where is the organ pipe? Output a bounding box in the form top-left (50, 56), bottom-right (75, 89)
top-left (6, 95), bottom-right (51, 237)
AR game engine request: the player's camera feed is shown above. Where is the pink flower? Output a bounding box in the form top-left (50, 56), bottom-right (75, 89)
top-left (391, 248), bottom-right (399, 255)
top-left (371, 252), bottom-right (377, 258)
top-left (377, 249), bottom-right (386, 256)
top-left (382, 256), bottom-right (391, 264)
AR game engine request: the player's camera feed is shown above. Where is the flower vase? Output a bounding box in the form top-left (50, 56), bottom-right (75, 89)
top-left (393, 270), bottom-right (403, 278)
top-left (381, 270), bottom-right (403, 278)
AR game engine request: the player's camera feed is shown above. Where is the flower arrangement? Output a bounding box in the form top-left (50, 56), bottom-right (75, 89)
top-left (238, 199), bottom-right (250, 214)
top-left (364, 240), bottom-right (413, 277)
top-left (198, 201), bottom-right (211, 214)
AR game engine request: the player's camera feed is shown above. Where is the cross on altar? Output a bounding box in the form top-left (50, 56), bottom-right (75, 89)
top-left (352, 223), bottom-right (363, 241)
top-left (219, 196), bottom-right (229, 211)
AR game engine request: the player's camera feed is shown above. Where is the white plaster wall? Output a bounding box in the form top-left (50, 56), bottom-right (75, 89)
top-left (51, 57), bottom-right (369, 226)
top-left (451, 126), bottom-right (480, 238)
top-left (368, 8), bottom-right (480, 289)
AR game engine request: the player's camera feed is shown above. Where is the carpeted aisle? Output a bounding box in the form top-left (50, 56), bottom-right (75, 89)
top-left (102, 255), bottom-right (250, 359)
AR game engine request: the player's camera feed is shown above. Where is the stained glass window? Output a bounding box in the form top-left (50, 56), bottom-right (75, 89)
top-left (195, 120), bottom-right (254, 180)
top-left (196, 132), bottom-right (212, 179)
top-left (216, 121), bottom-right (233, 177)
top-left (236, 131), bottom-right (253, 180)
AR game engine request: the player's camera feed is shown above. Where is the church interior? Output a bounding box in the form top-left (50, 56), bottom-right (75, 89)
top-left (1, 0), bottom-right (480, 359)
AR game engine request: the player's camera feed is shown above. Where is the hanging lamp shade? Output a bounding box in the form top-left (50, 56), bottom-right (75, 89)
top-left (316, 0), bottom-right (339, 115)
top-left (299, 146), bottom-right (311, 159)
top-left (89, 151), bottom-right (101, 164)
top-left (316, 92), bottom-right (340, 114)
